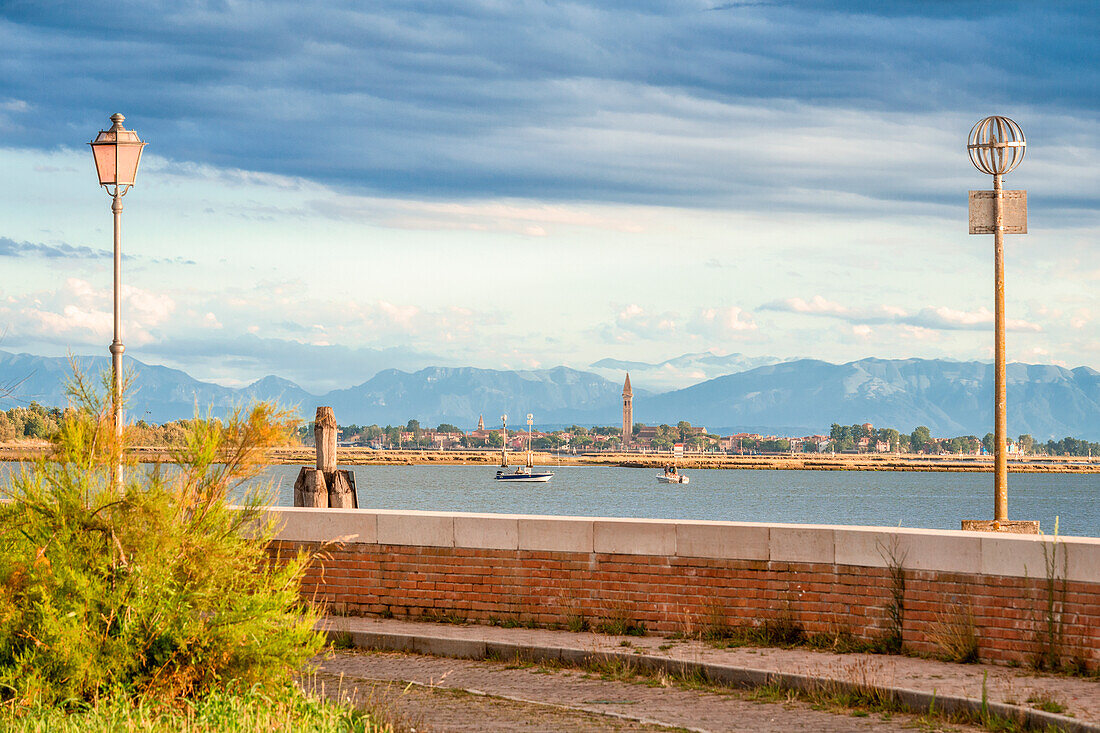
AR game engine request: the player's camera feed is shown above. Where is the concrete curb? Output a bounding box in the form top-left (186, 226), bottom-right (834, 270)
top-left (326, 628), bottom-right (1096, 733)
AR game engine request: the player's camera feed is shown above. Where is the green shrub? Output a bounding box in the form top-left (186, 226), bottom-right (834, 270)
top-left (5, 682), bottom-right (391, 732)
top-left (0, 371), bottom-right (322, 711)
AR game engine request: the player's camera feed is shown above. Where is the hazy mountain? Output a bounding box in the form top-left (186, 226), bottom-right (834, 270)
top-left (642, 358), bottom-right (1100, 440)
top-left (0, 350), bottom-right (310, 423)
top-left (323, 366), bottom-right (645, 426)
top-left (3, 351), bottom-right (1098, 439)
top-left (590, 352), bottom-right (789, 391)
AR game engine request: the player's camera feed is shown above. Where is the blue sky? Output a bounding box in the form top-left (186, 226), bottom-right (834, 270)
top-left (0, 1), bottom-right (1097, 392)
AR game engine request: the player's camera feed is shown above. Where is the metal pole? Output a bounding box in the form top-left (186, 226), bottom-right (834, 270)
top-left (111, 192), bottom-right (125, 486)
top-left (993, 173), bottom-right (1007, 521)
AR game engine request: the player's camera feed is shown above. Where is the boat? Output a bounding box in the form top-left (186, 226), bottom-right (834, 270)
top-left (656, 464), bottom-right (689, 484)
top-left (495, 465), bottom-right (555, 482)
top-left (494, 413), bottom-right (554, 482)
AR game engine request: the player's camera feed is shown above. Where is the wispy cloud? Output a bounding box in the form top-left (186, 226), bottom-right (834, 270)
top-left (763, 296), bottom-right (1042, 333)
top-left (599, 303), bottom-right (758, 344)
top-left (0, 236), bottom-right (110, 260)
top-left (0, 236), bottom-right (196, 265)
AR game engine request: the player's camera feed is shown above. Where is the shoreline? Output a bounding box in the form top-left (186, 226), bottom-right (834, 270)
top-left (2, 444), bottom-right (1097, 473)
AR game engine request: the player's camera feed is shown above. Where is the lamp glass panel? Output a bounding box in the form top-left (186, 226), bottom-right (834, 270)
top-left (92, 144), bottom-right (117, 185)
top-left (115, 144), bottom-right (144, 185)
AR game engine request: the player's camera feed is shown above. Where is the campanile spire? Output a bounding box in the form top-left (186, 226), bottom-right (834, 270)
top-left (622, 373), bottom-right (633, 447)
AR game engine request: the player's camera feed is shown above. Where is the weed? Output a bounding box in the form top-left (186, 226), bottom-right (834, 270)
top-left (806, 627), bottom-right (863, 653)
top-left (1035, 518), bottom-right (1067, 672)
top-left (421, 610), bottom-right (467, 625)
top-left (877, 538), bottom-right (908, 654)
top-left (595, 605), bottom-right (646, 637)
top-left (1026, 692), bottom-right (1066, 714)
top-left (699, 598), bottom-right (732, 641)
top-left (328, 631), bottom-right (355, 650)
top-left (566, 614), bottom-right (589, 633)
top-left (762, 610), bottom-right (805, 646)
top-left (927, 600), bottom-right (980, 663)
top-left (596, 617), bottom-right (647, 636)
top-left (488, 615), bottom-right (523, 628)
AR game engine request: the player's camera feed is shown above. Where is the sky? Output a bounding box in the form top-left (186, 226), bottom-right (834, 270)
top-left (0, 1), bottom-right (1097, 393)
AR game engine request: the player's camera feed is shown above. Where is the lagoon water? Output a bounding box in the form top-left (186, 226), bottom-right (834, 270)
top-left (2, 461), bottom-right (1094, 536)
top-left (256, 465), bottom-right (1100, 537)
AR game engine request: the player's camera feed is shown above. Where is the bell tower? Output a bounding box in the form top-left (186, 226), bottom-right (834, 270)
top-left (622, 373), bottom-right (633, 448)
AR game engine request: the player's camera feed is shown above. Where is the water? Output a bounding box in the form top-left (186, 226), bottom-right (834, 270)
top-left (3, 461), bottom-right (1094, 536)
top-left (256, 465), bottom-right (1100, 537)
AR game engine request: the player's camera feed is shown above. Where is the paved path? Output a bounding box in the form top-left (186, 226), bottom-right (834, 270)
top-left (323, 616), bottom-right (1098, 729)
top-left (319, 650), bottom-right (967, 732)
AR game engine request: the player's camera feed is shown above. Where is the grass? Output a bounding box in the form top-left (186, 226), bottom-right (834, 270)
top-left (1026, 692), bottom-right (1067, 715)
top-left (421, 610), bottom-right (468, 625)
top-left (595, 617), bottom-right (647, 637)
top-left (0, 683), bottom-right (395, 732)
top-left (927, 601), bottom-right (980, 663)
top-left (877, 538), bottom-right (908, 654)
top-left (566, 614), bottom-right (589, 633)
top-left (565, 652), bottom-right (1041, 733)
top-left (1035, 518), bottom-right (1068, 672)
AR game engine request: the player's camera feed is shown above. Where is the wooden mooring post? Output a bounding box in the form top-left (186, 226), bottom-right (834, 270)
top-left (293, 406), bottom-right (359, 509)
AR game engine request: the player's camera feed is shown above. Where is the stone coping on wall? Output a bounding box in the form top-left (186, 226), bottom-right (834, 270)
top-left (259, 507), bottom-right (1100, 584)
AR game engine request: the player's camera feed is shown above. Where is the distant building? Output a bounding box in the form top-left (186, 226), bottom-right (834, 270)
top-left (477, 414), bottom-right (484, 431)
top-left (622, 373), bottom-right (633, 448)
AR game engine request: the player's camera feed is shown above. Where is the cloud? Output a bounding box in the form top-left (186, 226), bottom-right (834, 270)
top-left (2, 2), bottom-right (1098, 214)
top-left (763, 295), bottom-right (1042, 333)
top-left (0, 276), bottom-right (484, 389)
top-left (311, 195), bottom-right (647, 236)
top-left (687, 307), bottom-right (757, 336)
top-left (0, 235), bottom-right (196, 265)
top-left (903, 307), bottom-right (1041, 333)
top-left (0, 236), bottom-right (110, 260)
top-left (0, 277), bottom-right (175, 348)
top-left (599, 303), bottom-right (757, 344)
top-left (767, 295), bottom-right (852, 317)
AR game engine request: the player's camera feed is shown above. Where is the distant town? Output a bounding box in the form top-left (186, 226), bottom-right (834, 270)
top-left (298, 420), bottom-right (1096, 457)
top-left (2, 400), bottom-right (1098, 458)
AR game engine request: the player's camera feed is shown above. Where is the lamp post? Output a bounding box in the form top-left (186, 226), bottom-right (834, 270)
top-left (962, 116), bottom-right (1037, 534)
top-left (89, 113), bottom-right (146, 478)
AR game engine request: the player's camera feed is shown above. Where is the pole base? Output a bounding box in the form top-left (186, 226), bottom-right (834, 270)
top-left (961, 519), bottom-right (1040, 534)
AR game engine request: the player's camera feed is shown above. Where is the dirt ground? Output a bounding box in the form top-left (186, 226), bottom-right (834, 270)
top-left (316, 650), bottom-right (984, 732)
top-left (326, 616), bottom-right (1100, 727)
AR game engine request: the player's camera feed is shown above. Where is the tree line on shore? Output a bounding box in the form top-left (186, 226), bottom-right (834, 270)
top-left (2, 401), bottom-right (1098, 456)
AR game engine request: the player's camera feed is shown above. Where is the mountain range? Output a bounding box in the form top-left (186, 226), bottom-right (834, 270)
top-left (1, 350), bottom-right (1097, 440)
top-left (589, 352), bottom-right (791, 391)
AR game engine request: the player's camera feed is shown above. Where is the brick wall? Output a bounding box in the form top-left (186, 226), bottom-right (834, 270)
top-left (264, 508), bottom-right (1100, 669)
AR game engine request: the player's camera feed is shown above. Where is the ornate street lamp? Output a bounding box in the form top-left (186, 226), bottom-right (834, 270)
top-left (89, 113), bottom-right (146, 469)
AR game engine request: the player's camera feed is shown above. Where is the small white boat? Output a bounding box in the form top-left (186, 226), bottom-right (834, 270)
top-left (657, 466), bottom-right (688, 484)
top-left (496, 466), bottom-right (554, 482)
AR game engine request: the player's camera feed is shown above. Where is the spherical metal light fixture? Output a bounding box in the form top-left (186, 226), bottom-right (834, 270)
top-left (967, 116), bottom-right (1026, 176)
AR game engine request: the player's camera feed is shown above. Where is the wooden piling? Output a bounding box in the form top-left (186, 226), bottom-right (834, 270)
top-left (293, 406), bottom-right (359, 509)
